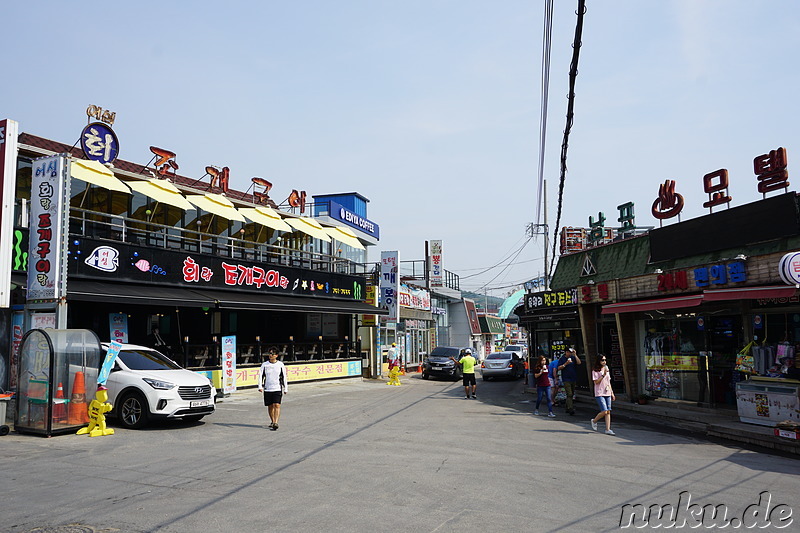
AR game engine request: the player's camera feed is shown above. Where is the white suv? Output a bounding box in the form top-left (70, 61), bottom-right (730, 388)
top-left (103, 343), bottom-right (216, 429)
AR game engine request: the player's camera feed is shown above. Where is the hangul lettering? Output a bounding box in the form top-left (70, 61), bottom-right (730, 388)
top-left (709, 264), bottom-right (727, 285)
top-left (728, 261), bottom-right (746, 283)
top-left (237, 265), bottom-right (253, 286)
top-left (251, 267), bottom-right (266, 288)
top-left (581, 285), bottom-right (592, 302)
top-left (221, 262), bottom-right (238, 285)
top-left (182, 257), bottom-right (200, 282)
top-left (200, 267), bottom-right (213, 281)
top-left (674, 270), bottom-right (688, 290)
top-left (597, 283), bottom-right (609, 300)
top-left (694, 267), bottom-right (709, 287)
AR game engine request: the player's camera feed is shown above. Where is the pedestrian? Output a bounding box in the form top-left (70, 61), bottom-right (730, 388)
top-left (557, 347), bottom-right (582, 415)
top-left (387, 342), bottom-right (398, 371)
top-left (533, 355), bottom-right (555, 417)
top-left (258, 349), bottom-right (288, 430)
top-left (548, 356), bottom-right (560, 406)
top-left (590, 354), bottom-right (615, 435)
top-left (450, 348), bottom-right (477, 399)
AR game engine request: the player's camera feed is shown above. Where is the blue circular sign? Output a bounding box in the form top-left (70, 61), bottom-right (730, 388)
top-left (80, 122), bottom-right (119, 164)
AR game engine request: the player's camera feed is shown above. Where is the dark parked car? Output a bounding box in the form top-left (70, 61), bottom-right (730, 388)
top-left (481, 351), bottom-right (525, 381)
top-left (421, 346), bottom-right (469, 380)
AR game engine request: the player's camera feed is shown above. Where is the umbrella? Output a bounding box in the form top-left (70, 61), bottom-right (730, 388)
top-left (186, 192), bottom-right (246, 233)
top-left (70, 158), bottom-right (131, 208)
top-left (126, 177), bottom-right (195, 212)
top-left (239, 205), bottom-right (293, 245)
top-left (323, 225), bottom-right (365, 250)
top-left (284, 216), bottom-right (332, 242)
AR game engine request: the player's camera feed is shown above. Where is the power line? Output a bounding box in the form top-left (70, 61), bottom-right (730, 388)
top-left (535, 0), bottom-right (554, 227)
top-left (549, 0), bottom-right (587, 281)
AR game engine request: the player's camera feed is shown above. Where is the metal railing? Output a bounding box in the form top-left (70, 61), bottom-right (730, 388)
top-left (399, 260), bottom-right (460, 290)
top-left (68, 207), bottom-right (374, 276)
top-left (177, 340), bottom-right (362, 369)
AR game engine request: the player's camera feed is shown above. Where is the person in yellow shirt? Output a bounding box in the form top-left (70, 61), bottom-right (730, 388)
top-left (451, 348), bottom-right (477, 399)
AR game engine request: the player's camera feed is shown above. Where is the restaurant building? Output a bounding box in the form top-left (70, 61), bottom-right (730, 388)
top-left (0, 115), bottom-right (385, 394)
top-left (544, 151), bottom-right (799, 412)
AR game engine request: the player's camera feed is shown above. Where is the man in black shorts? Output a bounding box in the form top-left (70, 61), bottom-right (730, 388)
top-left (451, 348), bottom-right (478, 399)
top-left (257, 350), bottom-right (288, 430)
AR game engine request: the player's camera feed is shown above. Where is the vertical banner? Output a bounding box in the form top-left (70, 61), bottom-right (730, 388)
top-left (27, 154), bottom-right (68, 301)
top-left (0, 119), bottom-right (19, 308)
top-left (429, 239), bottom-right (443, 287)
top-left (109, 313), bottom-right (129, 344)
top-left (362, 285), bottom-right (377, 326)
top-left (97, 341), bottom-right (122, 386)
top-left (9, 310), bottom-right (24, 390)
top-left (222, 335), bottom-right (237, 394)
top-left (380, 251), bottom-right (399, 323)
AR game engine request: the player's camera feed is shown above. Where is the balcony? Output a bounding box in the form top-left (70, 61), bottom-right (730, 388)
top-left (399, 260), bottom-right (460, 291)
top-left (67, 207), bottom-right (375, 277)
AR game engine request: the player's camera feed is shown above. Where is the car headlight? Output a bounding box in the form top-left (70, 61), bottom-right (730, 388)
top-left (143, 378), bottom-right (176, 390)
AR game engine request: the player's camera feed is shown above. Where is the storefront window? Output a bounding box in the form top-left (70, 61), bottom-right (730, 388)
top-left (641, 316), bottom-right (741, 405)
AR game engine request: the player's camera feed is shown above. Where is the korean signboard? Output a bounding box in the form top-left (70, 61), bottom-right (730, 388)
top-left (222, 335), bottom-right (237, 394)
top-left (380, 251), bottom-right (399, 323)
top-left (525, 289), bottom-right (579, 312)
top-left (27, 155), bottom-right (69, 301)
top-left (430, 240), bottom-right (443, 287)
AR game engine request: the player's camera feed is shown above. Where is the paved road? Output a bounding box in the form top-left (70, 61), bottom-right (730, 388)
top-left (2, 373), bottom-right (799, 532)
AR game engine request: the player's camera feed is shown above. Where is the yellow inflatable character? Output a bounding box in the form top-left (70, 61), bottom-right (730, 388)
top-left (387, 365), bottom-right (402, 386)
top-left (77, 385), bottom-right (115, 437)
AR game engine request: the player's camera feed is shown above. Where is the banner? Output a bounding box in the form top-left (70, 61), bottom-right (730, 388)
top-left (430, 240), bottom-right (443, 287)
top-left (380, 251), bottom-right (399, 323)
top-left (222, 335), bottom-right (237, 394)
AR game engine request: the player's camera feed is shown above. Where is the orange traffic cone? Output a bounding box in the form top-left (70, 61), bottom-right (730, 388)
top-left (67, 371), bottom-right (89, 425)
top-left (417, 363), bottom-right (422, 373)
top-left (53, 382), bottom-right (67, 423)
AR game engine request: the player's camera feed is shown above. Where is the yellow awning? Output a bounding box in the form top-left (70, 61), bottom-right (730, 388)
top-left (186, 193), bottom-right (246, 223)
top-left (284, 217), bottom-right (332, 242)
top-left (324, 225), bottom-right (366, 250)
top-left (238, 206), bottom-right (293, 232)
top-left (126, 178), bottom-right (195, 211)
top-left (70, 159), bottom-right (131, 194)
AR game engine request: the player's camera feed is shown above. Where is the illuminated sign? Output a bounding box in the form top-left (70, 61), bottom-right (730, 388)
top-left (380, 251), bottom-right (399, 322)
top-left (656, 270), bottom-right (688, 292)
top-left (328, 201), bottom-right (379, 238)
top-left (580, 282), bottom-right (610, 302)
top-left (702, 169), bottom-right (732, 210)
top-left (779, 252), bottom-right (800, 285)
top-left (652, 179), bottom-right (685, 220)
top-left (148, 146), bottom-right (179, 177)
top-left (80, 122), bottom-right (119, 164)
top-left (754, 147), bottom-right (789, 194)
top-left (525, 289), bottom-right (578, 311)
top-left (204, 165), bottom-right (230, 193)
top-left (251, 177), bottom-right (272, 205)
top-left (86, 104), bottom-right (116, 126)
top-left (694, 261), bottom-right (746, 287)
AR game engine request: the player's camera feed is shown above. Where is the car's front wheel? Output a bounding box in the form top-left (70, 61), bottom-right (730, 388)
top-left (421, 369), bottom-right (430, 380)
top-left (117, 391), bottom-right (149, 429)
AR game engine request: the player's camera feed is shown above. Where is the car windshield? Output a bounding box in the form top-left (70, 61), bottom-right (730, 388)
top-left (429, 347), bottom-right (459, 358)
top-left (505, 346), bottom-right (522, 352)
top-left (117, 348), bottom-right (182, 370)
top-left (487, 353), bottom-right (512, 360)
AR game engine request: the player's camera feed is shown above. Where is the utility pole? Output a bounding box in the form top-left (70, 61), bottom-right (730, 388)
top-left (528, 180), bottom-right (549, 290)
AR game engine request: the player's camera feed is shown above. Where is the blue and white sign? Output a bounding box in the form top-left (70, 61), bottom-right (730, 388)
top-left (98, 341), bottom-right (122, 386)
top-left (329, 200), bottom-right (379, 239)
top-left (80, 122), bottom-right (119, 164)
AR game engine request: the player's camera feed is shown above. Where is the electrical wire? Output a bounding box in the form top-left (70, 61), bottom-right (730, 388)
top-left (458, 235), bottom-right (531, 280)
top-left (535, 0), bottom-right (554, 227)
top-left (549, 0), bottom-right (586, 281)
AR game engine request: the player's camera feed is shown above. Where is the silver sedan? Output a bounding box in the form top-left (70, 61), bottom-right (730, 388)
top-left (481, 351), bottom-right (525, 381)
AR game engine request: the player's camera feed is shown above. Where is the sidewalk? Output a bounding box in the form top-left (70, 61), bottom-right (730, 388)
top-left (525, 386), bottom-right (800, 456)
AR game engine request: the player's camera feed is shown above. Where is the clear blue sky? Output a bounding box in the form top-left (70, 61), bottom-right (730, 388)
top-left (3, 1), bottom-right (798, 297)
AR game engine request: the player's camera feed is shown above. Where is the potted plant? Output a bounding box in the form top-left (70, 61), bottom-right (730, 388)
top-left (636, 393), bottom-right (651, 405)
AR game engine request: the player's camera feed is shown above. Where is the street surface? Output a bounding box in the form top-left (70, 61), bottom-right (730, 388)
top-left (2, 373), bottom-right (799, 532)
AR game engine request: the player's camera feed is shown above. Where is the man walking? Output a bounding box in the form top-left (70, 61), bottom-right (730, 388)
top-left (557, 347), bottom-right (582, 415)
top-left (451, 348), bottom-right (477, 399)
top-left (258, 350), bottom-right (288, 430)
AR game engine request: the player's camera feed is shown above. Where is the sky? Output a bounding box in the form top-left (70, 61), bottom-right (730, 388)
top-left (3, 1), bottom-right (799, 299)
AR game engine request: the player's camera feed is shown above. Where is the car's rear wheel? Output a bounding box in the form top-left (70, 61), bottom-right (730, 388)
top-left (483, 375), bottom-right (490, 381)
top-left (117, 391), bottom-right (149, 429)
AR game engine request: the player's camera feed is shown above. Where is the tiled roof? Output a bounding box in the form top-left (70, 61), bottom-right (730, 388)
top-left (17, 132), bottom-right (278, 208)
